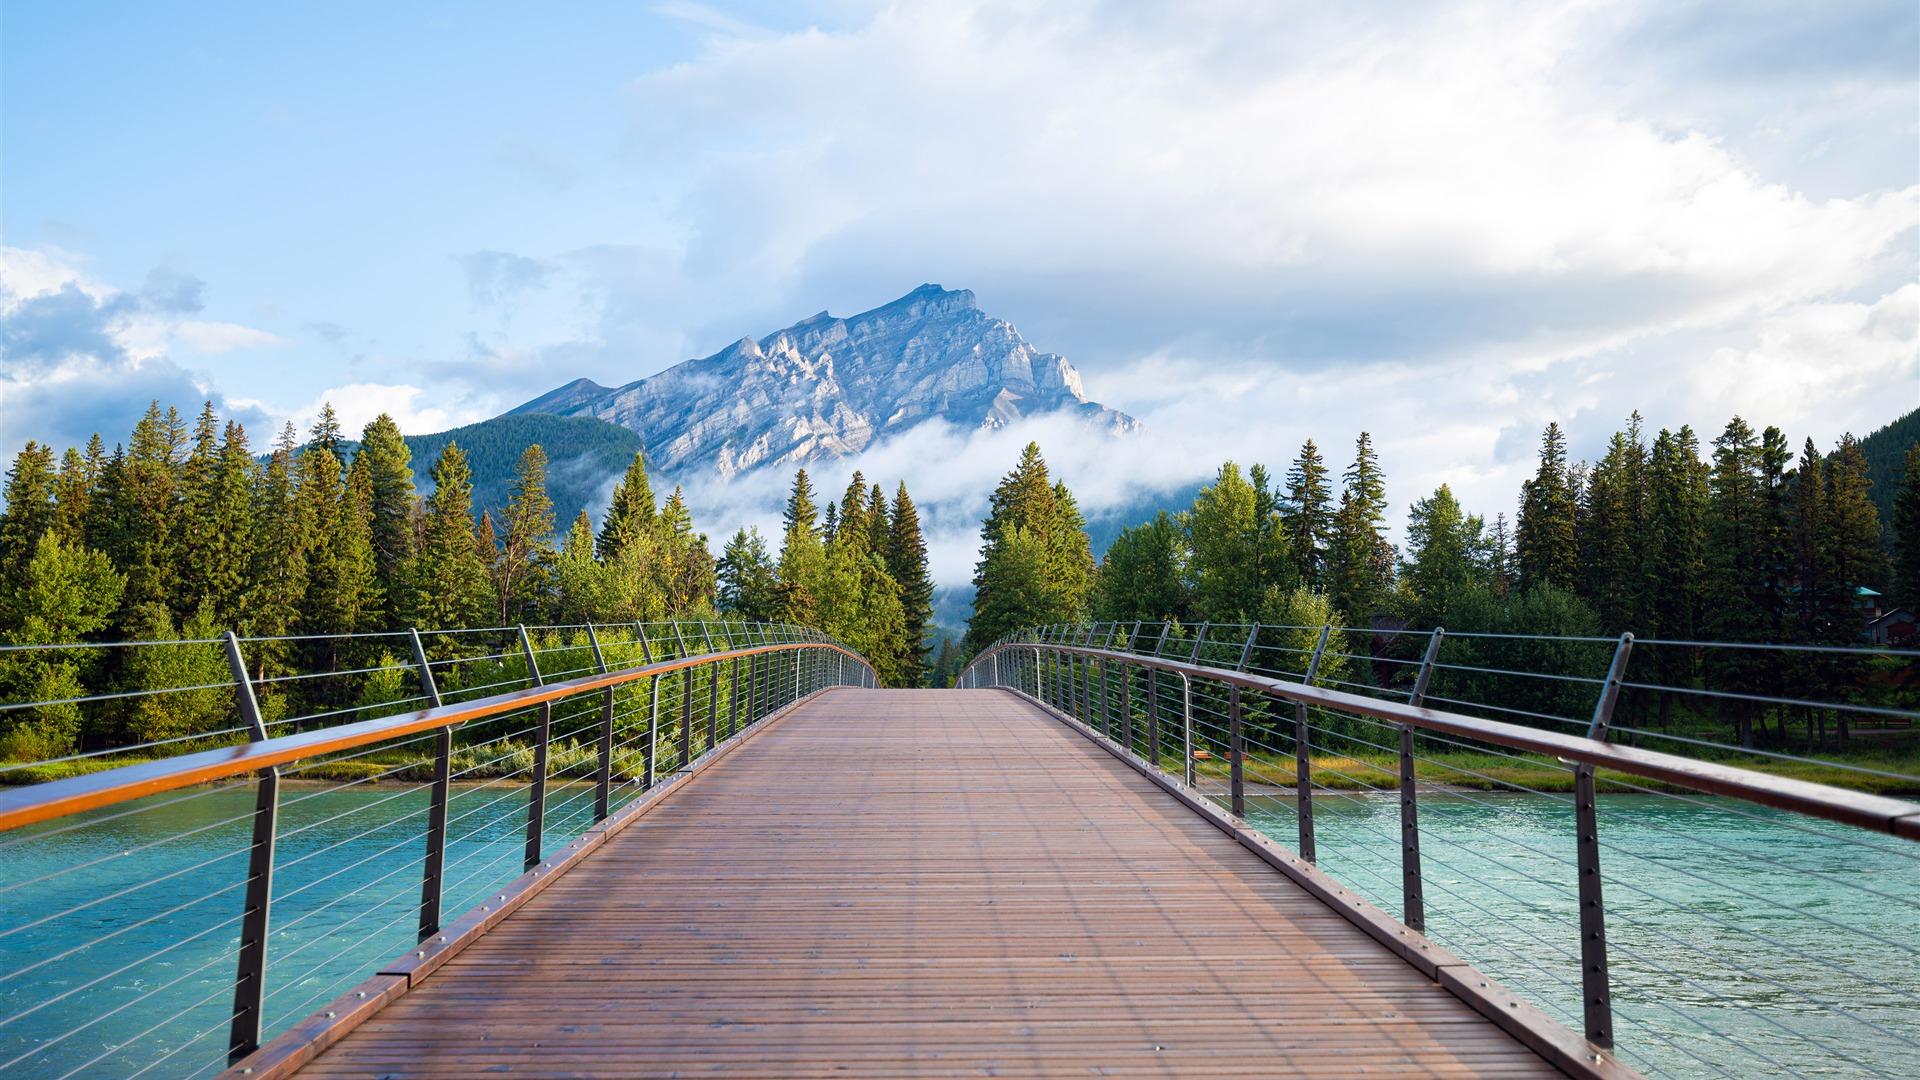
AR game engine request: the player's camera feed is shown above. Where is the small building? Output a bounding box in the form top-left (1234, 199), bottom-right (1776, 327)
top-left (1869, 607), bottom-right (1918, 647)
top-left (1855, 587), bottom-right (1883, 620)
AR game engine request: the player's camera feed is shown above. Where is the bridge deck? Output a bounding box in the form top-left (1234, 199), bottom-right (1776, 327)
top-left (296, 689), bottom-right (1562, 1078)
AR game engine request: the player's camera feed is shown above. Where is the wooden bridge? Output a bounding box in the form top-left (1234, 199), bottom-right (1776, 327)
top-left (232, 689), bottom-right (1613, 1079)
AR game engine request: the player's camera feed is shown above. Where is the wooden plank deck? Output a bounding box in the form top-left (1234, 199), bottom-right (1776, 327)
top-left (295, 689), bottom-right (1565, 1078)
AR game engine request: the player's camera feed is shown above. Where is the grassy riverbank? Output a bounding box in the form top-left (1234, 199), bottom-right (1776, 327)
top-left (1172, 747), bottom-right (1920, 797)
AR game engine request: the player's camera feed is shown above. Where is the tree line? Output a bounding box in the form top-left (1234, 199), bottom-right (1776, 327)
top-left (713, 469), bottom-right (935, 690)
top-left (969, 420), bottom-right (1920, 751)
top-left (0, 400), bottom-right (935, 761)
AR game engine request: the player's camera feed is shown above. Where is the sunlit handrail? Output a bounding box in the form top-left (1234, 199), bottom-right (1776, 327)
top-left (0, 639), bottom-right (874, 834)
top-left (963, 640), bottom-right (1920, 839)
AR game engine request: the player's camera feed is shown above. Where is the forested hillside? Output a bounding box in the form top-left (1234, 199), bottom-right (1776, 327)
top-left (321, 413), bottom-right (646, 532)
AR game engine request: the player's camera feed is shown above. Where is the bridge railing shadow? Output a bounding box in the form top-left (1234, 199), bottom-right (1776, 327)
top-left (0, 621), bottom-right (875, 1079)
top-left (965, 622), bottom-right (1920, 1080)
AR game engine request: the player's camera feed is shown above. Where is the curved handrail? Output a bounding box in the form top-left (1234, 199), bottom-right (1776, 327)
top-left (0, 640), bottom-right (874, 833)
top-left (964, 641), bottom-right (1920, 839)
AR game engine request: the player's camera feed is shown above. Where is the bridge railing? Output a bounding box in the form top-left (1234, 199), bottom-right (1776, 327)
top-left (963, 621), bottom-right (1920, 1080)
top-left (0, 620), bottom-right (874, 1080)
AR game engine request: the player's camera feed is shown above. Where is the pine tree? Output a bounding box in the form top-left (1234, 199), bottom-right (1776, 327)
top-left (866, 483), bottom-right (890, 557)
top-left (597, 452), bottom-right (656, 560)
top-left (0, 442), bottom-right (57, 578)
top-left (777, 470), bottom-right (825, 626)
top-left (836, 472), bottom-right (870, 555)
top-left (51, 445), bottom-right (93, 545)
top-left (887, 483), bottom-right (934, 685)
top-left (1702, 417), bottom-right (1768, 644)
top-left (1283, 440), bottom-right (1332, 589)
top-left (1823, 434), bottom-right (1885, 634)
top-left (413, 444), bottom-right (492, 632)
top-left (966, 443), bottom-right (1093, 652)
top-left (1324, 432), bottom-right (1395, 622)
top-left (1644, 426), bottom-right (1708, 649)
top-left (1790, 438), bottom-right (1831, 642)
top-left (1092, 511), bottom-right (1187, 623)
top-left (1515, 422), bottom-right (1578, 593)
top-left (357, 414), bottom-right (416, 624)
top-left (1186, 462), bottom-right (1265, 621)
top-left (1484, 513), bottom-right (1513, 597)
top-left (1580, 418), bottom-right (1648, 634)
top-left (309, 403), bottom-right (343, 456)
top-left (718, 527), bottom-right (780, 623)
top-left (1891, 444), bottom-right (1920, 607)
top-left (494, 445), bottom-right (556, 623)
top-left (1401, 484), bottom-right (1480, 628)
top-left (116, 402), bottom-right (188, 625)
top-left (245, 424), bottom-right (310, 653)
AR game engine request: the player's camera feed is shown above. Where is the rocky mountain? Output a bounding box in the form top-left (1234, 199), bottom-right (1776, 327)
top-left (509, 284), bottom-right (1139, 478)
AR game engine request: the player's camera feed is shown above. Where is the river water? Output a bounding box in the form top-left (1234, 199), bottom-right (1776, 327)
top-left (2, 781), bottom-right (1915, 1078)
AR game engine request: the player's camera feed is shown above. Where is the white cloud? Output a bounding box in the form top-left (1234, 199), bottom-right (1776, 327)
top-left (173, 321), bottom-right (284, 353)
top-left (296, 383), bottom-right (492, 441)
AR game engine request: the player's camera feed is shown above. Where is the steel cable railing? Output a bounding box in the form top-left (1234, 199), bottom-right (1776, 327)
top-left (964, 620), bottom-right (1920, 1080)
top-left (0, 620), bottom-right (874, 1080)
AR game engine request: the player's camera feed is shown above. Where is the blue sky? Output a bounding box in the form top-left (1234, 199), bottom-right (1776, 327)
top-left (3, 1), bottom-right (1916, 582)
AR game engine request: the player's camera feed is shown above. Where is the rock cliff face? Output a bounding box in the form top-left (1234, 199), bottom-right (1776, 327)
top-left (509, 284), bottom-right (1138, 478)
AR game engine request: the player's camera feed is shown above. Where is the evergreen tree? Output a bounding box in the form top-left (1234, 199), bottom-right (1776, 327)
top-left (1790, 439), bottom-right (1832, 642)
top-left (887, 484), bottom-right (935, 685)
top-left (413, 444), bottom-right (492, 632)
top-left (1185, 462), bottom-right (1269, 621)
top-left (597, 451), bottom-right (656, 560)
top-left (1644, 425), bottom-right (1708, 649)
top-left (1891, 444), bottom-right (1920, 607)
top-left (246, 424), bottom-right (310, 652)
top-left (51, 445), bottom-right (93, 545)
top-left (718, 527), bottom-right (780, 622)
top-left (653, 486), bottom-right (714, 615)
top-left (1283, 440), bottom-right (1332, 589)
top-left (0, 442), bottom-right (57, 578)
top-left (115, 402), bottom-right (189, 626)
top-left (1579, 417), bottom-right (1647, 634)
top-left (836, 472), bottom-right (870, 554)
top-left (1092, 511), bottom-right (1187, 623)
top-left (966, 443), bottom-right (1093, 652)
top-left (1702, 417), bottom-right (1769, 643)
top-left (1400, 484), bottom-right (1480, 628)
top-left (309, 403), bottom-right (343, 456)
top-left (494, 445), bottom-right (556, 623)
top-left (1483, 512), bottom-right (1514, 597)
top-left (777, 470), bottom-right (825, 626)
top-left (1515, 422), bottom-right (1578, 593)
top-left (1324, 432), bottom-right (1395, 622)
top-left (298, 445), bottom-right (378, 652)
top-left (1822, 434), bottom-right (1885, 634)
top-left (866, 482), bottom-right (890, 558)
top-left (357, 414), bottom-right (416, 624)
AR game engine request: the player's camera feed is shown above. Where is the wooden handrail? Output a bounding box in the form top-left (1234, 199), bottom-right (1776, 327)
top-left (0, 641), bottom-right (871, 833)
top-left (970, 642), bottom-right (1920, 840)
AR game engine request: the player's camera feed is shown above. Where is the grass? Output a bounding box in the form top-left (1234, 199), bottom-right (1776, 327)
top-left (1164, 747), bottom-right (1920, 797)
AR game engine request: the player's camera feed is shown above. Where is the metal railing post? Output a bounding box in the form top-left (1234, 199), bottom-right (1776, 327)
top-left (518, 626), bottom-right (549, 872)
top-left (680, 656), bottom-right (695, 770)
top-left (1401, 629), bottom-right (1445, 933)
top-left (223, 632), bottom-right (277, 1064)
top-left (1575, 632), bottom-right (1632, 1049)
top-left (1229, 684), bottom-right (1244, 818)
top-left (729, 655), bottom-right (741, 738)
top-left (707, 653), bottom-right (720, 752)
top-left (1296, 624), bottom-right (1330, 864)
top-left (1098, 653), bottom-right (1110, 739)
top-left (1147, 667), bottom-right (1161, 767)
top-left (1181, 672), bottom-right (1194, 786)
top-left (636, 625), bottom-right (658, 789)
top-left (1237, 624), bottom-right (1258, 672)
top-left (408, 628), bottom-right (449, 940)
top-left (586, 624), bottom-right (614, 822)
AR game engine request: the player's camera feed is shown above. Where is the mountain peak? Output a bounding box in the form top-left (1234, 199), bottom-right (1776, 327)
top-left (510, 285), bottom-right (1136, 479)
